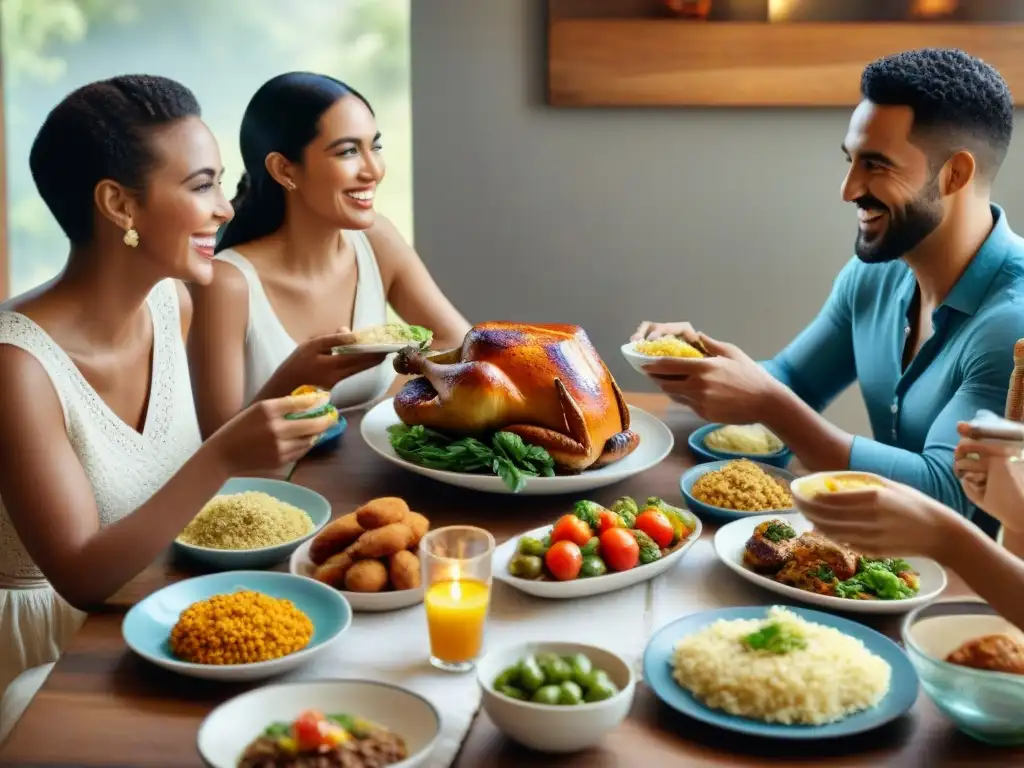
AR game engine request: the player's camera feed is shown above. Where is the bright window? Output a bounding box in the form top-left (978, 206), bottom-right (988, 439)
top-left (1, 0), bottom-right (411, 296)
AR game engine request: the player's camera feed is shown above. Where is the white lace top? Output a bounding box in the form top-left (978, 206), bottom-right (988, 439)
top-left (0, 279), bottom-right (202, 742)
top-left (0, 279), bottom-right (201, 584)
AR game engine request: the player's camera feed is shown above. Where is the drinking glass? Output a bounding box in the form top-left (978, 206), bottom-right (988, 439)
top-left (420, 525), bottom-right (495, 672)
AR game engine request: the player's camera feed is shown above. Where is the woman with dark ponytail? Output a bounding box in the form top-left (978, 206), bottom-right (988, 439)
top-left (189, 72), bottom-right (470, 436)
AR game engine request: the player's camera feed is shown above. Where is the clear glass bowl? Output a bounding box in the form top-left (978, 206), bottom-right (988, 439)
top-left (901, 598), bottom-right (1024, 746)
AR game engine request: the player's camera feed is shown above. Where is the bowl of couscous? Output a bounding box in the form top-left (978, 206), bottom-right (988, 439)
top-left (122, 570), bottom-right (351, 682)
top-left (681, 459), bottom-right (797, 523)
top-left (173, 478), bottom-right (332, 571)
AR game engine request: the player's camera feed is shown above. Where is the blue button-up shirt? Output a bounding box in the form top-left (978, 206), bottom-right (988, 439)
top-left (764, 204), bottom-right (1024, 518)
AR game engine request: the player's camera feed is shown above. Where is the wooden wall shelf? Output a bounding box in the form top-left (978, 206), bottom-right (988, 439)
top-left (547, 9), bottom-right (1024, 107)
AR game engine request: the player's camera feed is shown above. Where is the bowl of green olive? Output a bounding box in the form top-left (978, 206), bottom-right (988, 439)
top-left (476, 641), bottom-right (635, 753)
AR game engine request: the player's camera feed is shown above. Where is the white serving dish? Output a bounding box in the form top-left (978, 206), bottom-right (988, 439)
top-left (620, 340), bottom-right (702, 375)
top-left (790, 469), bottom-right (888, 502)
top-left (333, 342), bottom-right (411, 355)
top-left (713, 512), bottom-right (947, 615)
top-left (196, 680), bottom-right (440, 767)
top-left (360, 398), bottom-right (674, 495)
top-left (494, 519), bottom-right (702, 599)
top-left (289, 536), bottom-right (425, 612)
top-left (476, 641), bottom-right (635, 753)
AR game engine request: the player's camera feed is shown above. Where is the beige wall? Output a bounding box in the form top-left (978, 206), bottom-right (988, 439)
top-left (409, 0), bottom-right (1024, 435)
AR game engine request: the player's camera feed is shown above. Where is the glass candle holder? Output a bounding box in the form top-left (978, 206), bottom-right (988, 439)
top-left (420, 525), bottom-right (495, 672)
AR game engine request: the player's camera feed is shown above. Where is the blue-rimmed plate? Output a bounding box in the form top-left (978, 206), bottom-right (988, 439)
top-left (308, 415), bottom-right (348, 456)
top-left (123, 570), bottom-right (351, 682)
top-left (173, 478), bottom-right (332, 570)
top-left (643, 605), bottom-right (919, 739)
top-left (688, 423), bottom-right (792, 468)
top-left (680, 460), bottom-right (797, 523)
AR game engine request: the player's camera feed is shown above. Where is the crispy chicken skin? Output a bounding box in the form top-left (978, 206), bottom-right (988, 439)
top-left (392, 322), bottom-right (639, 472)
top-left (947, 634), bottom-right (1024, 675)
top-left (743, 518), bottom-right (798, 572)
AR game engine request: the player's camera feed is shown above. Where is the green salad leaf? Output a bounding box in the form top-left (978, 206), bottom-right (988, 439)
top-left (403, 324), bottom-right (434, 347)
top-left (834, 557), bottom-right (918, 600)
top-left (387, 424), bottom-right (554, 492)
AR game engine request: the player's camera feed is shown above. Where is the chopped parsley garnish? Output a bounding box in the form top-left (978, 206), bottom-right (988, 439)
top-left (742, 621), bottom-right (808, 654)
top-left (812, 563), bottom-right (835, 582)
top-left (763, 521), bottom-right (797, 543)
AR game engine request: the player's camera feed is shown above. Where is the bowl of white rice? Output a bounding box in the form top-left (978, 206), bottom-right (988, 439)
top-left (173, 478), bottom-right (332, 571)
top-left (642, 605), bottom-right (920, 739)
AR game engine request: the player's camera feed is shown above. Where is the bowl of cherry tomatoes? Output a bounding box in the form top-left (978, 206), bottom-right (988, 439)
top-left (493, 495), bottom-right (703, 599)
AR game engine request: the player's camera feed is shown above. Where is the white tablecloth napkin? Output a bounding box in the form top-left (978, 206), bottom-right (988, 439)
top-left (287, 578), bottom-right (653, 768)
top-left (649, 538), bottom-right (787, 642)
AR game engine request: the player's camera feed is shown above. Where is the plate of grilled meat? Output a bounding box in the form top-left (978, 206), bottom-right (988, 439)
top-left (713, 513), bottom-right (947, 615)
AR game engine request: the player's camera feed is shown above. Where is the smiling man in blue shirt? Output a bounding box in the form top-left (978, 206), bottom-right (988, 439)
top-left (635, 49), bottom-right (1024, 527)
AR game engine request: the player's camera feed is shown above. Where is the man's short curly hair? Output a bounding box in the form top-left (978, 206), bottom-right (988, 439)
top-left (861, 48), bottom-right (1013, 182)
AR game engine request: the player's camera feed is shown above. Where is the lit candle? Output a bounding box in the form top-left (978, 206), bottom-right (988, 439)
top-left (424, 577), bottom-right (490, 664)
top-left (420, 525), bottom-right (495, 672)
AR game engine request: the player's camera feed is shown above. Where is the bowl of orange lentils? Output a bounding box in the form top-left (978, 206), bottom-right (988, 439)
top-left (122, 571), bottom-right (351, 681)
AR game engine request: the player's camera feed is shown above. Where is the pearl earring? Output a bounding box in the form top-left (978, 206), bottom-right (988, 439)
top-left (123, 227), bottom-right (139, 248)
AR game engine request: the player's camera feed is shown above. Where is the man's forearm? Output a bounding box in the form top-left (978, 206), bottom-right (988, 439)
top-left (759, 380), bottom-right (854, 471)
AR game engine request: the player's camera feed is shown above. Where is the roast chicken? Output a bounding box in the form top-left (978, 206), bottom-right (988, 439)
top-left (392, 322), bottom-right (641, 472)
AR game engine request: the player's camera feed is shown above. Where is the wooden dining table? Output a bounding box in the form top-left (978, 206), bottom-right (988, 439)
top-left (0, 390), bottom-right (1018, 767)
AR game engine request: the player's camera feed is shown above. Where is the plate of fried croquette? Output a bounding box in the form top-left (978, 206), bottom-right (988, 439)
top-left (290, 496), bottom-right (429, 612)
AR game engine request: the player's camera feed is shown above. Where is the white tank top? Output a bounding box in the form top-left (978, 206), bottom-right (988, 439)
top-left (0, 278), bottom-right (202, 585)
top-left (216, 230), bottom-right (396, 411)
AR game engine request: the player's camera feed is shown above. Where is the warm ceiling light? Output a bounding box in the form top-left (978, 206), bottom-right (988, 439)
top-left (910, 0), bottom-right (958, 18)
top-left (768, 0), bottom-right (800, 22)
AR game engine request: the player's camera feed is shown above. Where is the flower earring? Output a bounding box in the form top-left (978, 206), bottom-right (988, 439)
top-left (123, 227), bottom-right (139, 248)
top-left (286, 181), bottom-right (297, 191)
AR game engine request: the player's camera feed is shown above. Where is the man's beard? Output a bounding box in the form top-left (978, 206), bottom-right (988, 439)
top-left (854, 175), bottom-right (944, 264)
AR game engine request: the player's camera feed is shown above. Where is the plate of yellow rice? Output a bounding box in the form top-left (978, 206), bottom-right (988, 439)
top-left (123, 571), bottom-right (351, 681)
top-left (173, 478), bottom-right (332, 570)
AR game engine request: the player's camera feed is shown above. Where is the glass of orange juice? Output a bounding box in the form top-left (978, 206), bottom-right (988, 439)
top-left (420, 525), bottom-right (495, 672)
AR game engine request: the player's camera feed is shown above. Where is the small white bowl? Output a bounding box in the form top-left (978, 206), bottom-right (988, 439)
top-left (476, 641), bottom-right (636, 753)
top-left (620, 339), bottom-right (704, 376)
top-left (790, 469), bottom-right (887, 504)
top-left (196, 679), bottom-right (441, 767)
top-left (620, 341), bottom-right (660, 375)
top-left (289, 537), bottom-right (425, 612)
